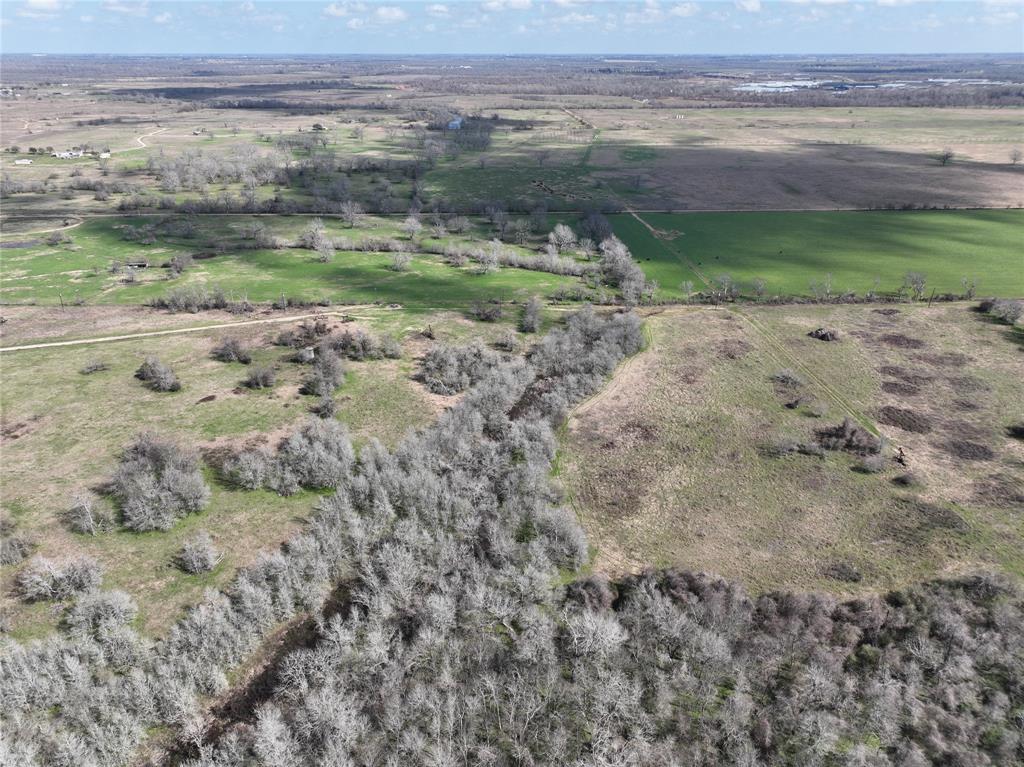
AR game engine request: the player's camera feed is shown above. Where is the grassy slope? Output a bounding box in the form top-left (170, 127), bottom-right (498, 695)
top-left (561, 303), bottom-right (1024, 595)
top-left (613, 210), bottom-right (1024, 299)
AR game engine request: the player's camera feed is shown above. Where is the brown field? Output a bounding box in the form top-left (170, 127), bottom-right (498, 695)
top-left (562, 302), bottom-right (1024, 595)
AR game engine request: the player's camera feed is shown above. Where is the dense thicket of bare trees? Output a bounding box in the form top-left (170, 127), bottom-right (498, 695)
top-left (1, 309), bottom-right (1020, 767)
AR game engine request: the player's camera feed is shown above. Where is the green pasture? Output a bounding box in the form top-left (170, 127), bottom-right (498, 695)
top-left (612, 210), bottom-right (1024, 299)
top-left (0, 215), bottom-right (578, 307)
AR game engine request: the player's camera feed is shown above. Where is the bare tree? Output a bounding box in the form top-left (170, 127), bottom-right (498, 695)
top-left (937, 148), bottom-right (955, 166)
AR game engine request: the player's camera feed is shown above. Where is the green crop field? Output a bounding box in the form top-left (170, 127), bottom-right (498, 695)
top-left (613, 210), bottom-right (1024, 299)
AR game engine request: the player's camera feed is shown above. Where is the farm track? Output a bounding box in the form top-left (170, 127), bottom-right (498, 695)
top-left (728, 306), bottom-right (880, 435)
top-left (626, 209), bottom-right (712, 288)
top-left (0, 308), bottom-right (379, 352)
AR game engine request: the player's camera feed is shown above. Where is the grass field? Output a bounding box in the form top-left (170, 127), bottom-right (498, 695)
top-left (561, 302), bottom-right (1024, 595)
top-left (0, 305), bottom-right (526, 640)
top-left (612, 209), bottom-right (1024, 299)
top-left (0, 215), bottom-right (579, 307)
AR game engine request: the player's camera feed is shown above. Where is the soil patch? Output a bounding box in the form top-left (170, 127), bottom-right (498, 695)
top-left (917, 352), bottom-right (972, 368)
top-left (872, 308), bottom-right (901, 317)
top-left (808, 327), bottom-right (841, 342)
top-left (196, 394), bottom-right (216, 404)
top-left (972, 474), bottom-right (1024, 509)
top-left (716, 339), bottom-right (752, 359)
top-left (823, 562), bottom-right (862, 583)
top-left (878, 366), bottom-right (932, 386)
top-left (881, 381), bottom-right (920, 396)
top-left (877, 406), bottom-right (933, 434)
top-left (952, 398), bottom-right (982, 412)
top-left (880, 334), bottom-right (925, 349)
top-left (946, 376), bottom-right (989, 394)
top-left (942, 440), bottom-right (995, 461)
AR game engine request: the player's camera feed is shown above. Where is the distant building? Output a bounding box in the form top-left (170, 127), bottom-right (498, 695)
top-left (99, 152), bottom-right (111, 159)
top-left (52, 150), bottom-right (84, 159)
top-left (447, 117), bottom-right (463, 130)
top-left (14, 158), bottom-right (32, 165)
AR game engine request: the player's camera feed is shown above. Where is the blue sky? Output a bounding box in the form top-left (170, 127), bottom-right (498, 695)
top-left (0, 1), bottom-right (1021, 55)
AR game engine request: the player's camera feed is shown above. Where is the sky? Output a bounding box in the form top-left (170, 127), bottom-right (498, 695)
top-left (0, 0), bottom-right (1021, 55)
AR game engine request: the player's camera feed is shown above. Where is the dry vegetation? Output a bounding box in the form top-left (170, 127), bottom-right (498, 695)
top-left (563, 302), bottom-right (1024, 593)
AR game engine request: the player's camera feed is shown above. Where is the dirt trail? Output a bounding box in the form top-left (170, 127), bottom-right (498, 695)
top-left (727, 306), bottom-right (879, 435)
top-left (116, 127), bottom-right (169, 153)
top-left (626, 209), bottom-right (712, 288)
top-left (0, 308), bottom-right (376, 353)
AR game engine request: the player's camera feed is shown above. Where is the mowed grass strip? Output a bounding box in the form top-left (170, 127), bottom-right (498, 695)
top-left (612, 210), bottom-right (1024, 299)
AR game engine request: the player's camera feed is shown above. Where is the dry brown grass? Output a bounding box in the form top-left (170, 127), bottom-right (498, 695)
top-left (562, 303), bottom-right (1024, 596)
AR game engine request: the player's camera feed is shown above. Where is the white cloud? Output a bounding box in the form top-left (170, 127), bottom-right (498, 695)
top-left (80, 14), bottom-right (94, 21)
top-left (427, 3), bottom-right (450, 16)
top-left (735, 0), bottom-right (761, 11)
top-left (102, 1), bottom-right (150, 17)
top-left (482, 0), bottom-right (532, 11)
top-left (324, 2), bottom-right (365, 17)
top-left (346, 16), bottom-right (365, 28)
top-left (17, 0), bottom-right (67, 19)
top-left (555, 11), bottom-right (597, 24)
top-left (153, 11), bottom-right (172, 23)
top-left (668, 3), bottom-right (700, 17)
top-left (375, 6), bottom-right (408, 22)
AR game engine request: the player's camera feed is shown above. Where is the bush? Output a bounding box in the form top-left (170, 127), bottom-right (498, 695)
top-left (211, 337), bottom-right (252, 364)
top-left (0, 529), bottom-right (33, 565)
top-left (815, 418), bottom-right (881, 455)
top-left (110, 433), bottom-right (211, 531)
top-left (177, 531), bottom-right (221, 574)
top-left (520, 295), bottom-right (542, 333)
top-left (64, 590), bottom-right (137, 637)
top-left (16, 555), bottom-right (102, 602)
top-left (420, 341), bottom-right (499, 395)
top-left (66, 492), bottom-right (112, 535)
top-left (312, 394), bottom-right (337, 419)
top-left (390, 252), bottom-right (412, 272)
top-left (470, 300), bottom-right (503, 322)
top-left (856, 453), bottom-right (887, 473)
top-left (149, 284), bottom-right (228, 313)
top-left (135, 356), bottom-right (181, 392)
top-left (300, 349), bottom-right (344, 397)
top-left (988, 299), bottom-right (1023, 325)
top-left (494, 330), bottom-right (517, 352)
top-left (79, 359), bottom-right (109, 375)
top-left (243, 367), bottom-right (277, 390)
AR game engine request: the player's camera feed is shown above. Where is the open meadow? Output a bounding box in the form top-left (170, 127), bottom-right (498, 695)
top-left (562, 302), bottom-right (1024, 593)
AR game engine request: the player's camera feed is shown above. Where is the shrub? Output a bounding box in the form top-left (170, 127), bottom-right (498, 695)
top-left (64, 590), bottom-right (137, 637)
top-left (494, 330), bottom-right (517, 352)
top-left (177, 531), bottom-right (221, 574)
top-left (420, 341), bottom-right (499, 395)
top-left (223, 449), bottom-right (272, 490)
top-left (16, 555), bottom-right (102, 602)
top-left (79, 359), bottom-right (109, 375)
top-left (149, 284), bottom-right (228, 313)
top-left (470, 300), bottom-right (503, 322)
top-left (211, 337), bottom-right (252, 364)
top-left (0, 524), bottom-right (33, 565)
top-left (815, 418), bottom-right (881, 455)
top-left (135, 356), bottom-right (181, 392)
top-left (66, 492), bottom-right (112, 535)
top-left (856, 454), bottom-right (887, 473)
top-left (243, 367), bottom-right (276, 390)
top-left (390, 252), bottom-right (412, 272)
top-left (110, 433), bottom-right (211, 531)
top-left (989, 299), bottom-right (1023, 326)
top-left (771, 369), bottom-right (805, 388)
top-left (520, 295), bottom-right (543, 333)
top-left (300, 349), bottom-right (344, 397)
top-left (312, 394), bottom-right (337, 419)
